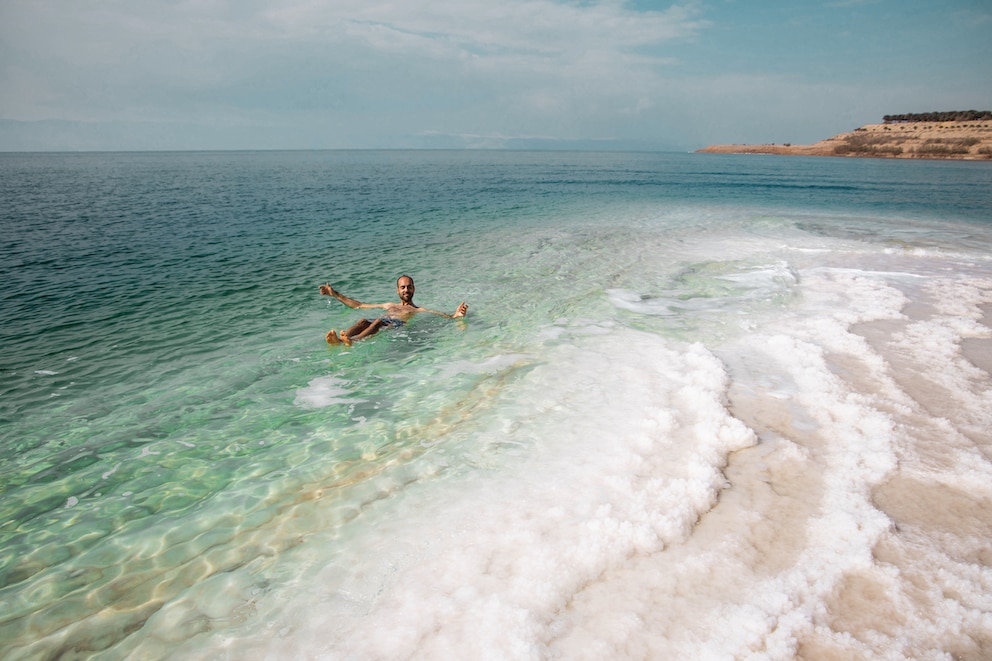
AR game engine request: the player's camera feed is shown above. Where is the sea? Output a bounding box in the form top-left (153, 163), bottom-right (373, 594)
top-left (1, 150), bottom-right (990, 660)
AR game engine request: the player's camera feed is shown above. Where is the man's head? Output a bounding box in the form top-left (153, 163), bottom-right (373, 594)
top-left (396, 275), bottom-right (415, 303)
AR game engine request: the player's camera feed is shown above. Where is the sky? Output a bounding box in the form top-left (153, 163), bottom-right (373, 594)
top-left (1, 0), bottom-right (990, 151)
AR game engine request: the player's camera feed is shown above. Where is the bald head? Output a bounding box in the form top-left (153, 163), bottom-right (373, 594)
top-left (396, 275), bottom-right (415, 303)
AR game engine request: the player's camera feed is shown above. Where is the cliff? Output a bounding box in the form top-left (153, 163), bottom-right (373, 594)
top-left (697, 120), bottom-right (992, 160)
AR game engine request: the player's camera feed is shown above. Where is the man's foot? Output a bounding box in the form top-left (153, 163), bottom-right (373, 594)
top-left (325, 329), bottom-right (341, 345)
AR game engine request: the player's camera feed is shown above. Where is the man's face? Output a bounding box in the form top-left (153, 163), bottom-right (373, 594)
top-left (397, 277), bottom-right (415, 303)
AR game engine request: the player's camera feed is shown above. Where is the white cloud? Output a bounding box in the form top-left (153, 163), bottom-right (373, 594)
top-left (265, 1), bottom-right (703, 54)
top-left (0, 0), bottom-right (706, 133)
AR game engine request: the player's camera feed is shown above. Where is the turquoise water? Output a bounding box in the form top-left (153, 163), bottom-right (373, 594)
top-left (2, 151), bottom-right (991, 659)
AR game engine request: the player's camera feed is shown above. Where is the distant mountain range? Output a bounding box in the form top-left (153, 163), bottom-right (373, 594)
top-left (0, 119), bottom-right (686, 153)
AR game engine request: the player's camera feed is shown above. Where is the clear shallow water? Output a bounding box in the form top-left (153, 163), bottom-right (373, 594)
top-left (1, 151), bottom-right (991, 659)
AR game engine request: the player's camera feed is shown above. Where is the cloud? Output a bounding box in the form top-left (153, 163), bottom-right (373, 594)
top-left (1, 0), bottom-right (707, 127)
top-left (265, 1), bottom-right (703, 55)
top-left (0, 2), bottom-right (710, 149)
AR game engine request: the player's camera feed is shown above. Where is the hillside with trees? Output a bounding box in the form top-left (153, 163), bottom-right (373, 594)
top-left (883, 111), bottom-right (992, 123)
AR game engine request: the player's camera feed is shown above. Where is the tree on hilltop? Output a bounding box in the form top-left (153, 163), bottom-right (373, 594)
top-left (883, 111), bottom-right (992, 123)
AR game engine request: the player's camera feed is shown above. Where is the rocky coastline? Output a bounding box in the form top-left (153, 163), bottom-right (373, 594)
top-left (698, 120), bottom-right (992, 160)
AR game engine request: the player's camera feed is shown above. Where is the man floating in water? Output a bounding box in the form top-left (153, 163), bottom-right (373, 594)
top-left (319, 275), bottom-right (468, 345)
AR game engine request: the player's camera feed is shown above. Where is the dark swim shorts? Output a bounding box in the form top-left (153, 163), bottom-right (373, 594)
top-left (369, 316), bottom-right (405, 328)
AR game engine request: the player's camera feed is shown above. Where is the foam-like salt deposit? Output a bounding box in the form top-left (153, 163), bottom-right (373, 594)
top-left (534, 263), bottom-right (991, 659)
top-left (294, 375), bottom-right (362, 409)
top-left (606, 288), bottom-right (677, 315)
top-left (606, 262), bottom-right (799, 318)
top-left (162, 327), bottom-right (755, 658)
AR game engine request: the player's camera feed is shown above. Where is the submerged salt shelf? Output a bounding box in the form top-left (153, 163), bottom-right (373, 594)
top-left (1, 151), bottom-right (990, 659)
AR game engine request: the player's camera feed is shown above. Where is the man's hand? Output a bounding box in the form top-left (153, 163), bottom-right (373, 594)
top-left (453, 302), bottom-right (468, 318)
top-left (319, 284), bottom-right (365, 309)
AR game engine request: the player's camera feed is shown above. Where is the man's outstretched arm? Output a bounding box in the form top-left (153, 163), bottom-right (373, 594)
top-left (419, 302), bottom-right (468, 318)
top-left (319, 283), bottom-right (384, 310)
